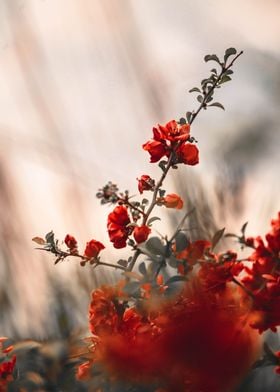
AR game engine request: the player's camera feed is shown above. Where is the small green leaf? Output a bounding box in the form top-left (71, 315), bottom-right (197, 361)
top-left (241, 222), bottom-right (248, 235)
top-left (179, 117), bottom-right (186, 125)
top-left (189, 87), bottom-right (201, 93)
top-left (197, 95), bottom-right (204, 103)
top-left (146, 237), bottom-right (166, 255)
top-left (211, 68), bottom-right (217, 74)
top-left (158, 189), bottom-right (166, 198)
top-left (211, 228), bottom-right (225, 250)
top-left (208, 102), bottom-right (225, 110)
top-left (45, 231), bottom-right (55, 245)
top-left (186, 112), bottom-right (192, 123)
top-left (117, 259), bottom-right (128, 267)
top-left (166, 275), bottom-right (187, 285)
top-left (224, 47), bottom-right (237, 63)
top-left (204, 54), bottom-right (220, 63)
top-left (175, 232), bottom-right (189, 252)
top-left (224, 233), bottom-right (238, 238)
top-left (147, 216), bottom-right (161, 226)
top-left (220, 75), bottom-right (232, 84)
top-left (138, 262), bottom-right (147, 276)
top-left (158, 160), bottom-right (168, 172)
top-left (142, 198), bottom-right (149, 205)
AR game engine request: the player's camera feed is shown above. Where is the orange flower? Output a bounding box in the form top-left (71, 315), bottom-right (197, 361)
top-left (161, 193), bottom-right (183, 209)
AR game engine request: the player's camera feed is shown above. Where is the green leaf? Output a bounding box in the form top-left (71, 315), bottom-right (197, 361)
top-left (211, 228), bottom-right (225, 250)
top-left (147, 216), bottom-right (161, 226)
top-left (146, 237), bottom-right (166, 255)
top-left (189, 87), bottom-right (201, 93)
top-left (175, 231), bottom-right (189, 252)
top-left (224, 233), bottom-right (238, 238)
top-left (179, 117), bottom-right (186, 125)
top-left (45, 231), bottom-right (55, 245)
top-left (138, 262), bottom-right (147, 276)
top-left (220, 75), bottom-right (232, 84)
top-left (211, 68), bottom-right (217, 74)
top-left (204, 54), bottom-right (220, 64)
top-left (241, 222), bottom-right (248, 235)
top-left (166, 275), bottom-right (187, 285)
top-left (186, 112), bottom-right (192, 123)
top-left (142, 198), bottom-right (149, 205)
top-left (158, 160), bottom-right (167, 172)
top-left (158, 189), bottom-right (166, 198)
top-left (117, 259), bottom-right (128, 267)
top-left (197, 95), bottom-right (204, 103)
top-left (208, 102), bottom-right (225, 110)
top-left (224, 47), bottom-right (237, 62)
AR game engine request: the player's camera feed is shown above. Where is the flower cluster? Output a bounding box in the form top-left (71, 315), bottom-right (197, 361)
top-left (241, 212), bottom-right (280, 333)
top-left (143, 120), bottom-right (199, 165)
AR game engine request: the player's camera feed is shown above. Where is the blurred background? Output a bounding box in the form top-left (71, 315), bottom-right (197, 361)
top-left (0, 0), bottom-right (279, 347)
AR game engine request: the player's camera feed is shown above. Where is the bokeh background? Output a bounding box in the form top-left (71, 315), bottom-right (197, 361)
top-left (0, 0), bottom-right (279, 358)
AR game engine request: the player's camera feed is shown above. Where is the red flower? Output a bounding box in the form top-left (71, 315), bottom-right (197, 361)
top-left (137, 175), bottom-right (155, 194)
top-left (133, 225), bottom-right (151, 244)
top-left (64, 234), bottom-right (78, 250)
top-left (84, 239), bottom-right (105, 259)
top-left (176, 240), bottom-right (211, 267)
top-left (142, 140), bottom-right (167, 163)
top-left (176, 143), bottom-right (199, 165)
top-left (76, 360), bottom-right (92, 381)
top-left (107, 205), bottom-right (131, 248)
top-left (161, 193), bottom-right (183, 209)
top-left (157, 120), bottom-right (190, 142)
top-left (0, 355), bottom-right (16, 379)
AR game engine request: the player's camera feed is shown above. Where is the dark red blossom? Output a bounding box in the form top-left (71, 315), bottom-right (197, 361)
top-left (142, 140), bottom-right (167, 163)
top-left (137, 175), bottom-right (155, 194)
top-left (0, 355), bottom-right (16, 384)
top-left (241, 212), bottom-right (280, 333)
top-left (64, 234), bottom-right (78, 250)
top-left (107, 205), bottom-right (131, 248)
top-left (133, 225), bottom-right (151, 244)
top-left (84, 239), bottom-right (105, 259)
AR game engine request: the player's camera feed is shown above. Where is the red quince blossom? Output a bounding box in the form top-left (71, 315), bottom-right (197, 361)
top-left (176, 143), bottom-right (199, 165)
top-left (161, 193), bottom-right (183, 209)
top-left (0, 355), bottom-right (16, 389)
top-left (176, 240), bottom-right (212, 267)
top-left (133, 225), bottom-right (151, 244)
top-left (64, 234), bottom-right (78, 250)
top-left (143, 120), bottom-right (198, 164)
top-left (156, 120), bottom-right (190, 142)
top-left (84, 239), bottom-right (105, 259)
top-left (83, 278), bottom-right (259, 391)
top-left (142, 140), bottom-right (167, 163)
top-left (241, 212), bottom-right (280, 333)
top-left (137, 175), bottom-right (155, 194)
top-left (107, 205), bottom-right (132, 248)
